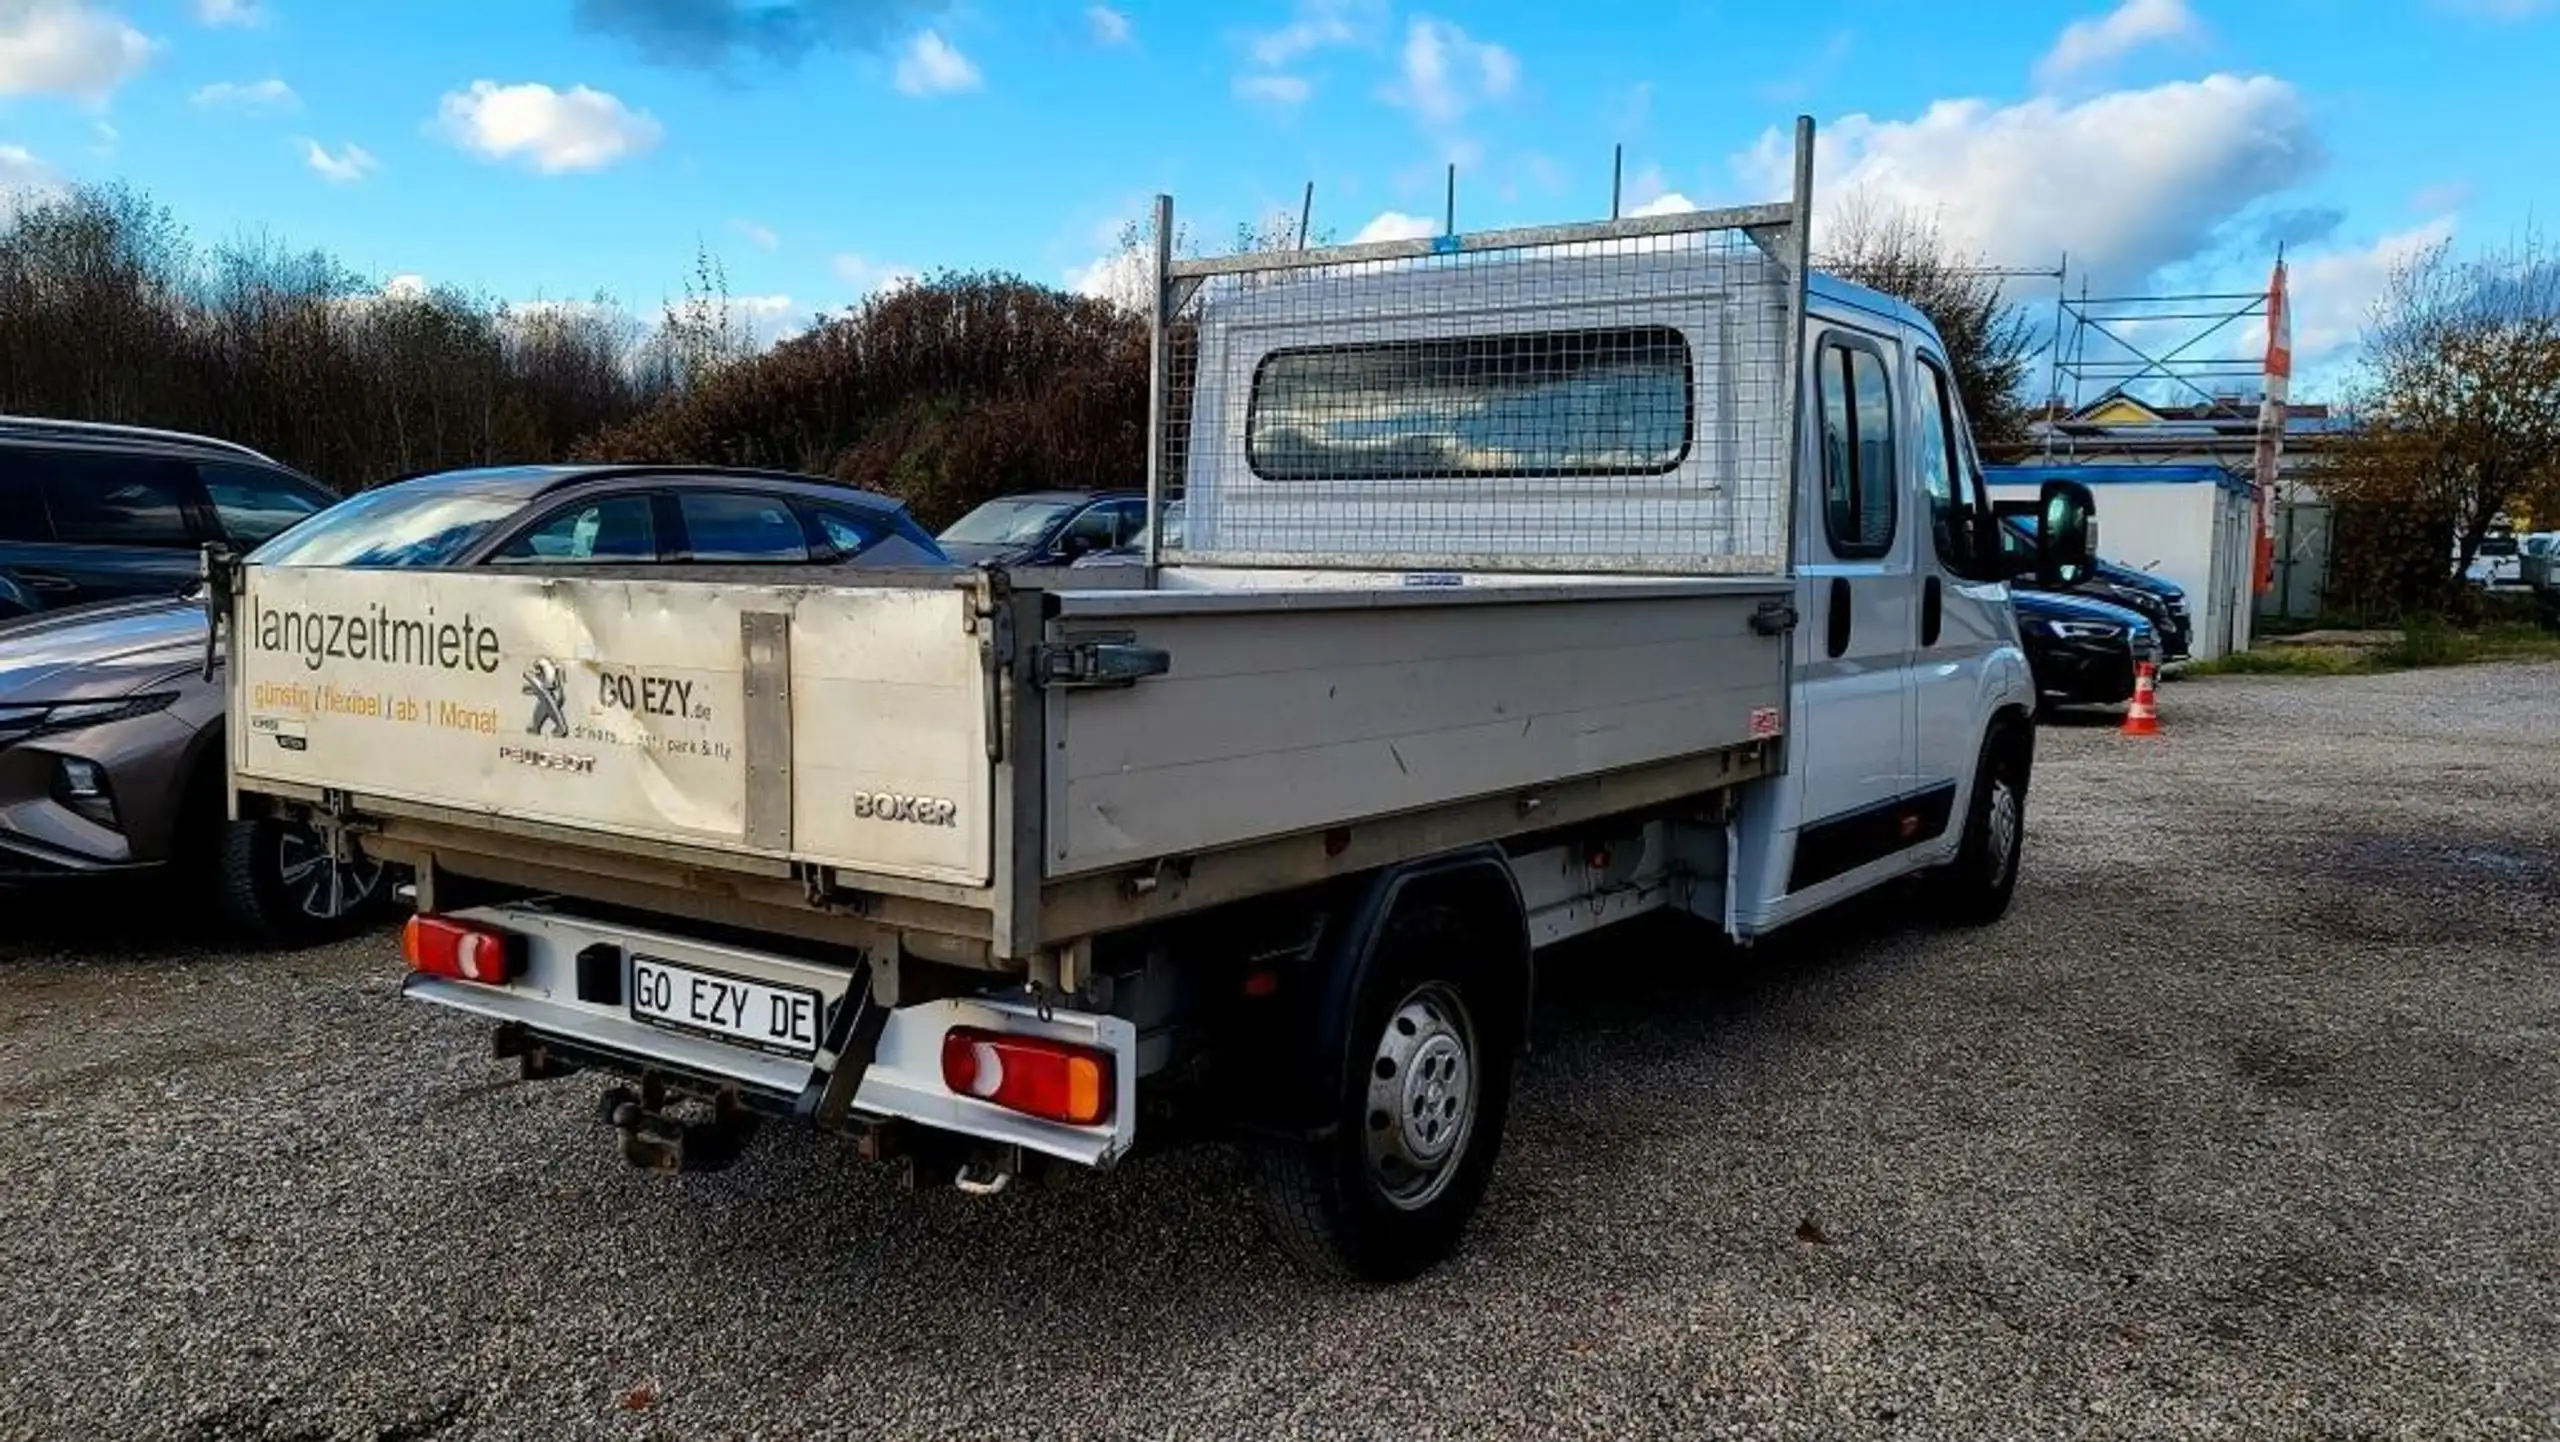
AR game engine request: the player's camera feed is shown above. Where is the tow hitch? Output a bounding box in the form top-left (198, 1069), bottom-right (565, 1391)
top-left (598, 1079), bottom-right (761, 1174)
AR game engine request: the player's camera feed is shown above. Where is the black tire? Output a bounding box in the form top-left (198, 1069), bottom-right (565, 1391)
top-left (1254, 906), bottom-right (1521, 1283)
top-left (1935, 721), bottom-right (2030, 925)
top-left (214, 816), bottom-right (391, 948)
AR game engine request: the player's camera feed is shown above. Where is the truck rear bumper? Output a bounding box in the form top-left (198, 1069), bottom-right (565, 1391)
top-left (402, 904), bottom-right (1137, 1169)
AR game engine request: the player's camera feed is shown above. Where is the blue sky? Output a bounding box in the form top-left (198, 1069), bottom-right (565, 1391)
top-left (1, 0), bottom-right (2554, 394)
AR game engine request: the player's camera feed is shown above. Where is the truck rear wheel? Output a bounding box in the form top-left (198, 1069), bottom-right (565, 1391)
top-left (1254, 907), bottom-right (1519, 1283)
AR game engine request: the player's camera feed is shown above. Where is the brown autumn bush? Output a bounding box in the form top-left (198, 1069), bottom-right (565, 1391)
top-left (576, 272), bottom-right (1151, 530)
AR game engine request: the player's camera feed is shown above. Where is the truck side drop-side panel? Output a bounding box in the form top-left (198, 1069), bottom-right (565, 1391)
top-left (1042, 583), bottom-right (1789, 879)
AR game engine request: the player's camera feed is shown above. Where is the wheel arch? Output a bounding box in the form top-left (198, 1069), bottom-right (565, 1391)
top-left (1238, 846), bottom-right (1532, 1140)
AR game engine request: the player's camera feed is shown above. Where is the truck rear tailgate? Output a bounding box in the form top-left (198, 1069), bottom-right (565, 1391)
top-left (231, 564), bottom-right (993, 887)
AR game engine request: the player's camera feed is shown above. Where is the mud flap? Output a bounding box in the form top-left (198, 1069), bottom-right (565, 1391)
top-left (793, 958), bottom-right (892, 1131)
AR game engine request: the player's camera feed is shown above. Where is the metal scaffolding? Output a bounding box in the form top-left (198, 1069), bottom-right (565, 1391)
top-left (2041, 276), bottom-right (2276, 456)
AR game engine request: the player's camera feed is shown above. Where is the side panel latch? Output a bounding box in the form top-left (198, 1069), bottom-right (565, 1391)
top-left (1033, 633), bottom-right (1172, 689)
top-left (1749, 599), bottom-right (1799, 637)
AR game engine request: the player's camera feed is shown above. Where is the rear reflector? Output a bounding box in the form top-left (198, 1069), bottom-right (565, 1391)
top-left (940, 1028), bottom-right (1113, 1127)
top-left (402, 915), bottom-right (523, 985)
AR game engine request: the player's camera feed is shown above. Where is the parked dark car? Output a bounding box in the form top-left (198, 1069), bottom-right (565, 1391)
top-left (1071, 498), bottom-right (1183, 568)
top-left (2014, 587), bottom-right (2160, 710)
top-left (0, 464), bottom-right (950, 945)
top-left (938, 489), bottom-right (1147, 567)
top-left (1999, 514), bottom-right (2191, 660)
top-left (1, 416), bottom-right (338, 615)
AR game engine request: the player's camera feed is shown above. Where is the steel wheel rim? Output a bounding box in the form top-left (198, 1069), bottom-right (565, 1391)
top-left (1986, 775), bottom-right (2021, 887)
top-left (1362, 982), bottom-right (1479, 1211)
top-left (275, 826), bottom-right (384, 921)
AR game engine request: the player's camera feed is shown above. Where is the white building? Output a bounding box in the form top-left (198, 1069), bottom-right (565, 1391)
top-left (1987, 462), bottom-right (2261, 661)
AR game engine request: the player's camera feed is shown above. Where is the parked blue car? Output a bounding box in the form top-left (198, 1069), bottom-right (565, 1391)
top-left (2014, 587), bottom-right (2160, 709)
top-left (1999, 514), bottom-right (2191, 660)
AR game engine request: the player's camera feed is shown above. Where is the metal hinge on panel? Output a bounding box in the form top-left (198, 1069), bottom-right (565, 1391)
top-left (1033, 634), bottom-right (1172, 690)
top-left (1749, 599), bottom-right (1800, 636)
top-left (968, 572), bottom-right (1016, 763)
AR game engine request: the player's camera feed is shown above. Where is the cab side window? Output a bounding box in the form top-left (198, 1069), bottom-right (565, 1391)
top-left (1817, 340), bottom-right (1896, 559)
top-left (1914, 358), bottom-right (1992, 579)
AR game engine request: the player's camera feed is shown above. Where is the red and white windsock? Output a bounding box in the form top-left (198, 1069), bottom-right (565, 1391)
top-left (2251, 256), bottom-right (2292, 594)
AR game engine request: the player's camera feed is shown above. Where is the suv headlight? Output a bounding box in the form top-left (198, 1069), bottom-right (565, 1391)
top-left (2039, 619), bottom-right (2125, 640)
top-left (0, 692), bottom-right (179, 746)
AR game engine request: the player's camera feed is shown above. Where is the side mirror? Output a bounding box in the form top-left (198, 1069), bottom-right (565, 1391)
top-left (2033, 480), bottom-right (2096, 586)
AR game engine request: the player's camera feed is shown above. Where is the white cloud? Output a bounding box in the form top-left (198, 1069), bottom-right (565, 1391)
top-left (893, 29), bottom-right (979, 96)
top-left (1247, 0), bottom-right (1366, 67)
top-left (436, 80), bottom-right (662, 174)
top-left (381, 274), bottom-right (428, 299)
top-left (833, 252), bottom-right (919, 296)
top-left (1384, 16), bottom-right (1517, 124)
top-left (1352, 210), bottom-right (1438, 243)
top-left (1620, 162), bottom-right (1679, 211)
top-left (1234, 0), bottom-right (1373, 104)
top-left (0, 0), bottom-right (155, 101)
top-left (2287, 217), bottom-right (2458, 365)
top-left (1067, 247), bottom-right (1147, 311)
top-left (301, 138), bottom-right (377, 183)
top-left (1233, 71), bottom-right (1309, 105)
top-left (1744, 75), bottom-right (2322, 288)
top-left (1087, 5), bottom-right (1130, 45)
top-left (192, 76), bottom-right (297, 111)
top-left (194, 0), bottom-right (262, 25)
top-left (1, 142), bottom-right (60, 218)
top-left (730, 292), bottom-right (802, 342)
top-left (2036, 0), bottom-right (2199, 87)
top-left (1629, 192), bottom-right (1698, 219)
top-left (730, 217), bottom-right (780, 251)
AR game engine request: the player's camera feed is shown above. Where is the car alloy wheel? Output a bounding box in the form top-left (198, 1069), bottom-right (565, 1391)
top-left (274, 824), bottom-right (386, 920)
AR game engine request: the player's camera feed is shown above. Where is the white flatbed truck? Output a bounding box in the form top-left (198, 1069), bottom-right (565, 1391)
top-left (222, 119), bottom-right (2097, 1281)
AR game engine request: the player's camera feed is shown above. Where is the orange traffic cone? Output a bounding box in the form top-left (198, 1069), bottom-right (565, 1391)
top-left (2121, 660), bottom-right (2162, 736)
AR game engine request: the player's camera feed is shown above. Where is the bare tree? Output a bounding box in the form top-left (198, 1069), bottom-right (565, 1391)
top-left (1817, 198), bottom-right (2038, 447)
top-left (2324, 230), bottom-right (2560, 597)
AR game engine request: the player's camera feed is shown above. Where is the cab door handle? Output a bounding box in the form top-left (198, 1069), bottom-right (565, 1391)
top-left (1825, 576), bottom-right (1852, 658)
top-left (1921, 575), bottom-right (1944, 647)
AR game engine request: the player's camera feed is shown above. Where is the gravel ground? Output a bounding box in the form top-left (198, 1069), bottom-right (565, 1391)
top-left (3, 663), bottom-right (2557, 1441)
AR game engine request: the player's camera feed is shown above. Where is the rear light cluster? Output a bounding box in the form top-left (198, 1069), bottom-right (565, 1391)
top-left (940, 1028), bottom-right (1113, 1127)
top-left (402, 915), bottom-right (522, 985)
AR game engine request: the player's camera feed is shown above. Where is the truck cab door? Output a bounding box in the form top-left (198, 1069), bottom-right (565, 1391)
top-left (1733, 329), bottom-right (1921, 933)
top-left (1905, 351), bottom-right (2019, 865)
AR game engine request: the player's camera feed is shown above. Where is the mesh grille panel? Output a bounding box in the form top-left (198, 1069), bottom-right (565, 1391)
top-left (1154, 217), bottom-right (1800, 575)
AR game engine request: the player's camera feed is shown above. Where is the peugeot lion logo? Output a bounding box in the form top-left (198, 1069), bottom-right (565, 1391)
top-left (522, 658), bottom-right (570, 737)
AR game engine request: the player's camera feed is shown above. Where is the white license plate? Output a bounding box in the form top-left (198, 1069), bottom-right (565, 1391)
top-left (628, 956), bottom-right (822, 1058)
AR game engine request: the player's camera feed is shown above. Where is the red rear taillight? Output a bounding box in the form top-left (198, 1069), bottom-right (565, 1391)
top-left (940, 1028), bottom-right (1114, 1127)
top-left (402, 915), bottom-right (522, 985)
